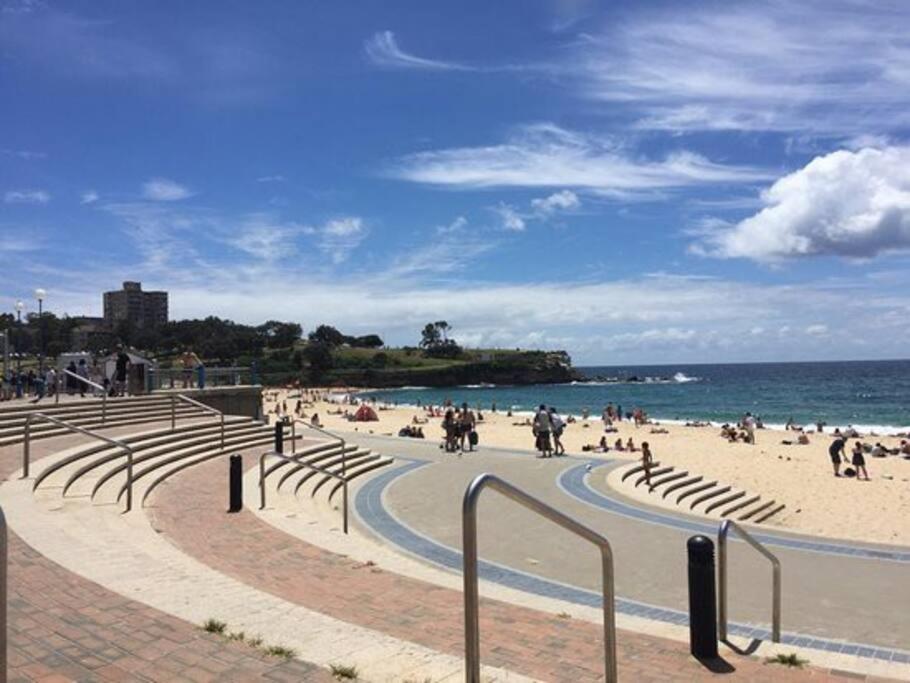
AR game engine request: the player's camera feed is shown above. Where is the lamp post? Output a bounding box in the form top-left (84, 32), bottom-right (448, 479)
top-left (14, 300), bottom-right (24, 374)
top-left (34, 288), bottom-right (46, 374)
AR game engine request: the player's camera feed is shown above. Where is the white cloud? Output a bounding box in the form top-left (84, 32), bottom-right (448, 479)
top-left (695, 146), bottom-right (910, 261)
top-left (1, 148), bottom-right (46, 160)
top-left (364, 31), bottom-right (471, 71)
top-left (80, 190), bottom-right (99, 205)
top-left (142, 178), bottom-right (193, 201)
top-left (492, 203), bottom-right (526, 232)
top-left (531, 190), bottom-right (580, 216)
top-left (436, 216), bottom-right (468, 235)
top-left (805, 324), bottom-right (829, 337)
top-left (4, 189), bottom-right (49, 204)
top-left (226, 215), bottom-right (309, 261)
top-left (317, 216), bottom-right (367, 264)
top-left (575, 1), bottom-right (910, 135)
top-left (391, 123), bottom-right (769, 195)
top-left (256, 175), bottom-right (285, 183)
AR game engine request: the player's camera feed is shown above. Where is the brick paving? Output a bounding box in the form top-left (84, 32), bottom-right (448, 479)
top-left (1, 431), bottom-right (335, 682)
top-left (149, 458), bottom-right (896, 683)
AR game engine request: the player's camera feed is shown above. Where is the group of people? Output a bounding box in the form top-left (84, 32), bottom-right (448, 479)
top-left (442, 403), bottom-right (478, 452)
top-left (532, 404), bottom-right (566, 457)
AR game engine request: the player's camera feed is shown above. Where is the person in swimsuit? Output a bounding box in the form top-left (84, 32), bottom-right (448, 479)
top-left (851, 441), bottom-right (869, 480)
top-left (641, 442), bottom-right (654, 491)
top-left (828, 436), bottom-right (846, 476)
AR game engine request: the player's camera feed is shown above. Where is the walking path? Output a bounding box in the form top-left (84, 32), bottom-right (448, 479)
top-left (1, 428), bottom-right (334, 682)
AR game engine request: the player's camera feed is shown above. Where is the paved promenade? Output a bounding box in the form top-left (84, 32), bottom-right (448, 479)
top-left (0, 423), bottom-right (905, 681)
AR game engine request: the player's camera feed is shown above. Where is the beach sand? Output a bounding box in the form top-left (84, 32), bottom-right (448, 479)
top-left (265, 388), bottom-right (910, 547)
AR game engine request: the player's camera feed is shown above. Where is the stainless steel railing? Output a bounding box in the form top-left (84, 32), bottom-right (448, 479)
top-left (462, 473), bottom-right (617, 683)
top-left (0, 505), bottom-right (7, 683)
top-left (289, 419), bottom-right (346, 477)
top-left (149, 366), bottom-right (251, 390)
top-left (56, 369), bottom-right (107, 423)
top-left (22, 413), bottom-right (135, 513)
top-left (718, 519), bottom-right (781, 642)
top-left (258, 450), bottom-right (348, 534)
top-left (170, 394), bottom-right (225, 451)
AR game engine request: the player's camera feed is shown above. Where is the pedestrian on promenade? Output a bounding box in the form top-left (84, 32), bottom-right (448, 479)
top-left (114, 346), bottom-right (131, 396)
top-left (533, 404), bottom-right (553, 457)
top-left (641, 441), bottom-right (654, 491)
top-left (77, 358), bottom-right (90, 397)
top-left (549, 406), bottom-right (566, 456)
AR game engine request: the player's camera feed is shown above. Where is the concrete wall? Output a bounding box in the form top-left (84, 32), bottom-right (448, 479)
top-left (170, 386), bottom-right (263, 420)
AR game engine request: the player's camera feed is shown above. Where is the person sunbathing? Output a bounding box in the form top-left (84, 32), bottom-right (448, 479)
top-left (626, 437), bottom-right (638, 452)
top-left (614, 438), bottom-right (624, 451)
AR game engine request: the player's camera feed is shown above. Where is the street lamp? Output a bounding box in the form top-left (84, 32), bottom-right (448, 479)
top-left (35, 288), bottom-right (46, 374)
top-left (15, 300), bottom-right (24, 373)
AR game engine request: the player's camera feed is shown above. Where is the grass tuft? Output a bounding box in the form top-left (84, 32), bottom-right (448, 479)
top-left (765, 653), bottom-right (808, 668)
top-left (264, 645), bottom-right (296, 660)
top-left (202, 618), bottom-right (227, 634)
top-left (330, 663), bottom-right (359, 680)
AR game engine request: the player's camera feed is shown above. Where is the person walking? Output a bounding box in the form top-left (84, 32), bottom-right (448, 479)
top-left (743, 412), bottom-right (756, 444)
top-left (114, 346), bottom-right (131, 396)
top-left (549, 406), bottom-right (566, 456)
top-left (459, 402), bottom-right (476, 452)
top-left (641, 441), bottom-right (654, 491)
top-left (76, 358), bottom-right (90, 397)
top-left (533, 404), bottom-right (553, 457)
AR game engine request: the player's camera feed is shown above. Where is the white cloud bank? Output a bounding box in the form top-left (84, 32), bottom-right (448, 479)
top-left (696, 146), bottom-right (910, 261)
top-left (577, 1), bottom-right (910, 135)
top-left (142, 178), bottom-right (193, 201)
top-left (531, 190), bottom-right (580, 216)
top-left (391, 124), bottom-right (769, 196)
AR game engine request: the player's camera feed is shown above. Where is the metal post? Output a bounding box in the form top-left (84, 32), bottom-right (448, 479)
top-left (22, 415), bottom-right (31, 478)
top-left (274, 422), bottom-right (284, 454)
top-left (0, 505), bottom-right (7, 683)
top-left (220, 414), bottom-right (225, 452)
top-left (687, 535), bottom-right (718, 658)
top-left (718, 530), bottom-right (728, 642)
top-left (341, 437), bottom-right (347, 478)
top-left (342, 479), bottom-right (349, 534)
top-left (171, 394), bottom-right (176, 431)
top-left (259, 452), bottom-right (267, 509)
top-left (124, 448), bottom-right (133, 513)
top-left (291, 421), bottom-right (296, 454)
top-left (229, 454), bottom-right (243, 512)
top-left (102, 392), bottom-right (106, 425)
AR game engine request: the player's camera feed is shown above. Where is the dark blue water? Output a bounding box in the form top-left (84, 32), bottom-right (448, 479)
top-left (360, 360), bottom-right (910, 433)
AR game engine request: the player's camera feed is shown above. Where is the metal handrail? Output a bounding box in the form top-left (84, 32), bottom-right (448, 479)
top-left (462, 474), bottom-right (617, 683)
top-left (171, 394), bottom-right (225, 451)
top-left (22, 413), bottom-right (135, 513)
top-left (289, 418), bottom-right (346, 477)
top-left (258, 450), bottom-right (348, 534)
top-left (718, 519), bottom-right (781, 643)
top-left (0, 508), bottom-right (9, 683)
top-left (56, 369), bottom-right (107, 423)
top-left (0, 505), bottom-right (6, 683)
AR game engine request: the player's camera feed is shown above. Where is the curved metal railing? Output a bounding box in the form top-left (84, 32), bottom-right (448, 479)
top-left (462, 473), bottom-right (617, 683)
top-left (170, 394), bottom-right (225, 451)
top-left (289, 418), bottom-right (347, 477)
top-left (23, 413), bottom-right (135, 513)
top-left (258, 450), bottom-right (349, 534)
top-left (56, 369), bottom-right (107, 422)
top-left (718, 519), bottom-right (781, 642)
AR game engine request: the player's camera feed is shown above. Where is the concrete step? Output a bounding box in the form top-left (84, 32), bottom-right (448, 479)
top-left (737, 498), bottom-right (777, 521)
top-left (689, 484), bottom-right (732, 511)
top-left (661, 475), bottom-right (703, 499)
top-left (753, 503), bottom-right (787, 524)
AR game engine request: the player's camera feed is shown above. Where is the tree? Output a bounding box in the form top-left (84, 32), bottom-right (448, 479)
top-left (349, 334), bottom-right (384, 348)
top-left (419, 321), bottom-right (462, 358)
top-left (257, 320), bottom-right (302, 349)
top-left (419, 323), bottom-right (441, 349)
top-left (308, 324), bottom-right (345, 347)
top-left (302, 341), bottom-right (334, 380)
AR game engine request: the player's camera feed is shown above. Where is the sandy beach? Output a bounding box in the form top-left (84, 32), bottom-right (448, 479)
top-left (265, 388), bottom-right (910, 547)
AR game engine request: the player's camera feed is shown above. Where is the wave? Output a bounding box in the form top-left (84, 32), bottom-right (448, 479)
top-left (673, 372), bottom-right (700, 383)
top-left (458, 383), bottom-right (497, 389)
top-left (570, 372), bottom-right (701, 385)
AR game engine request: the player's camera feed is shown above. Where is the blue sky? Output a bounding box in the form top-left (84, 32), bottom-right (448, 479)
top-left (2, 0), bottom-right (910, 364)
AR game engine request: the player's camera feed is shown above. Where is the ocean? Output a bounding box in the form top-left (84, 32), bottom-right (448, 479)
top-left (358, 360), bottom-right (910, 434)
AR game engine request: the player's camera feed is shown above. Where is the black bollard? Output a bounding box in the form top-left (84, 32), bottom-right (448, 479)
top-left (687, 535), bottom-right (718, 658)
top-left (274, 421), bottom-right (284, 454)
top-left (228, 454), bottom-right (243, 512)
